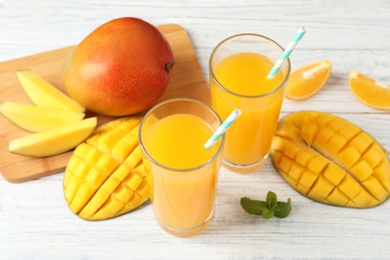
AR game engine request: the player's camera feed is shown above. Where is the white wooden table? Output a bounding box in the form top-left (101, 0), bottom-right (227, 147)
top-left (1, 1), bottom-right (390, 259)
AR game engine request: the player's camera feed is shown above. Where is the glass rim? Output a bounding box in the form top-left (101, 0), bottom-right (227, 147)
top-left (139, 98), bottom-right (225, 173)
top-left (209, 33), bottom-right (292, 99)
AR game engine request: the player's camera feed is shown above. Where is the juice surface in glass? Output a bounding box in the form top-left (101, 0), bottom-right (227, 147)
top-left (142, 113), bottom-right (222, 237)
top-left (211, 51), bottom-right (286, 171)
top-left (145, 114), bottom-right (219, 169)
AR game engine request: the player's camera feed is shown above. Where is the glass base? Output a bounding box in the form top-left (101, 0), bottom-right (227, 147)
top-left (156, 209), bottom-right (214, 238)
top-left (222, 153), bottom-right (269, 173)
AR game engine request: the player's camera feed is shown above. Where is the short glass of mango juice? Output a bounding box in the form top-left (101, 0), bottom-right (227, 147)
top-left (209, 33), bottom-right (291, 173)
top-left (139, 98), bottom-right (225, 237)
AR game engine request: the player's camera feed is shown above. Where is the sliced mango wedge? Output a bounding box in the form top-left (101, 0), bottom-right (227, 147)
top-left (16, 69), bottom-right (85, 112)
top-left (0, 101), bottom-right (85, 132)
top-left (9, 117), bottom-right (97, 157)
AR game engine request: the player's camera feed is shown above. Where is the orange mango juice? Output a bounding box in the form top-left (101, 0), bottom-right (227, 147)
top-left (210, 52), bottom-right (286, 171)
top-left (142, 113), bottom-right (222, 237)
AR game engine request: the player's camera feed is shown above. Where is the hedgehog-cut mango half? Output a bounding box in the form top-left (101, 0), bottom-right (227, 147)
top-left (271, 111), bottom-right (390, 208)
top-left (63, 116), bottom-right (149, 220)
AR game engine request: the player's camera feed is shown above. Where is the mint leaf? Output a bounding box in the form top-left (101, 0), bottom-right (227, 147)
top-left (262, 208), bottom-right (275, 219)
top-left (266, 191), bottom-right (278, 209)
top-left (240, 197), bottom-right (267, 216)
top-left (274, 198), bottom-right (292, 218)
top-left (240, 191), bottom-right (292, 220)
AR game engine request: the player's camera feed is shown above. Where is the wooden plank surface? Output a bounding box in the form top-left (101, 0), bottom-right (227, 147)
top-left (0, 23), bottom-right (209, 183)
top-left (1, 1), bottom-right (390, 259)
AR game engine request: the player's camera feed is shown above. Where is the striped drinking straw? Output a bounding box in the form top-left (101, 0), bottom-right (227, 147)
top-left (267, 26), bottom-right (307, 78)
top-left (204, 109), bottom-right (242, 149)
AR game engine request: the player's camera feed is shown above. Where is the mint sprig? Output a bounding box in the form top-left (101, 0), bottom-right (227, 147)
top-left (240, 191), bottom-right (292, 219)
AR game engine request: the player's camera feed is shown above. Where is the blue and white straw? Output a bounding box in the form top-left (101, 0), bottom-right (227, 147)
top-left (204, 109), bottom-right (242, 149)
top-left (267, 26), bottom-right (307, 78)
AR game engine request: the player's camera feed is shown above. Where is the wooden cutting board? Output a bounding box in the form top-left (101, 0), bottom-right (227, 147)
top-left (0, 24), bottom-right (210, 183)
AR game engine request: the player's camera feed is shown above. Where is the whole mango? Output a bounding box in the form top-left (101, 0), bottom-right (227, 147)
top-left (62, 17), bottom-right (175, 116)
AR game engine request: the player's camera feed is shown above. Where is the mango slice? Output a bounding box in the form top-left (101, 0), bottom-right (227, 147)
top-left (16, 69), bottom-right (85, 112)
top-left (63, 116), bottom-right (149, 220)
top-left (0, 101), bottom-right (85, 132)
top-left (9, 117), bottom-right (97, 157)
top-left (271, 111), bottom-right (390, 208)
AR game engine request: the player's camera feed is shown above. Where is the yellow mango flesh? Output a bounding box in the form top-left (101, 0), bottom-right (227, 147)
top-left (271, 111), bottom-right (390, 208)
top-left (0, 101), bottom-right (85, 132)
top-left (16, 69), bottom-right (85, 112)
top-left (63, 116), bottom-right (149, 220)
top-left (9, 117), bottom-right (97, 157)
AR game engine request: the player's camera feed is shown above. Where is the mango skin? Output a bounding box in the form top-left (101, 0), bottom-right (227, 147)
top-left (271, 111), bottom-right (390, 208)
top-left (62, 17), bottom-right (175, 116)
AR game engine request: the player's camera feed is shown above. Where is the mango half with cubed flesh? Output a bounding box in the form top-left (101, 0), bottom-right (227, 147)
top-left (271, 111), bottom-right (390, 208)
top-left (63, 116), bottom-right (149, 220)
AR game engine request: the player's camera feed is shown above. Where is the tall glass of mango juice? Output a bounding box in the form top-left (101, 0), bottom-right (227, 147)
top-left (210, 34), bottom-right (291, 172)
top-left (139, 98), bottom-right (224, 237)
